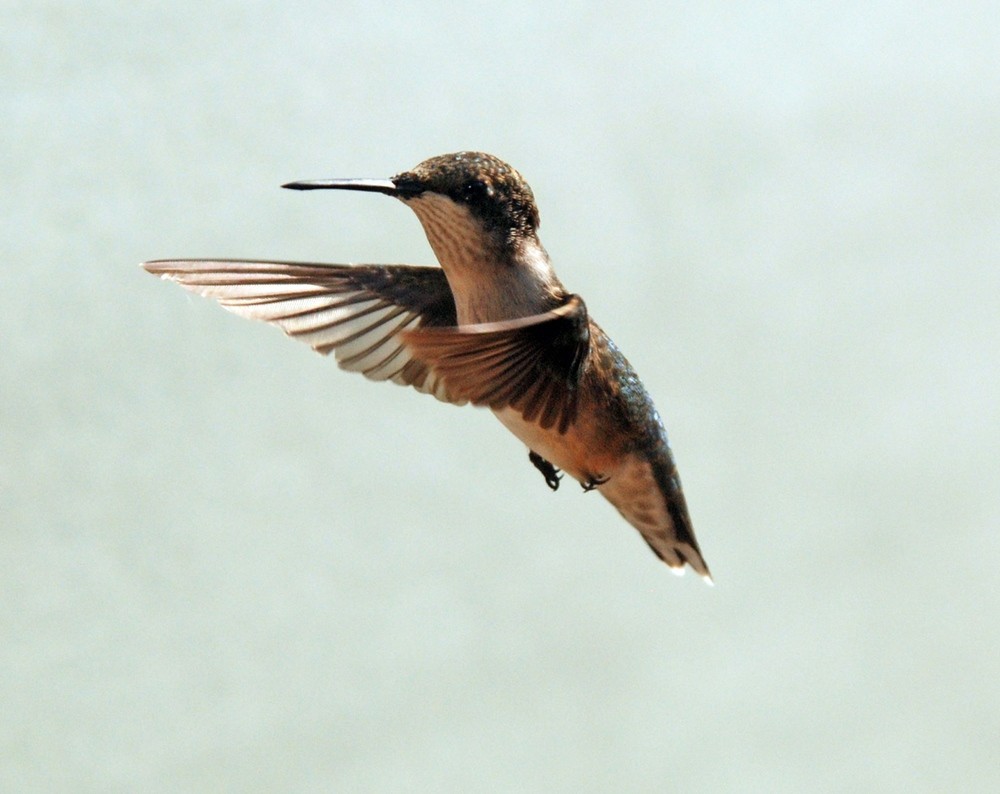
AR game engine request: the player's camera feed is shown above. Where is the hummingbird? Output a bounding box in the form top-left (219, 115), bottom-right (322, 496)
top-left (144, 151), bottom-right (711, 582)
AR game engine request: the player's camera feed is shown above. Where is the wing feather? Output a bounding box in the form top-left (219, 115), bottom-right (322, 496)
top-left (144, 260), bottom-right (590, 429)
top-left (143, 259), bottom-right (461, 402)
top-left (403, 295), bottom-right (591, 433)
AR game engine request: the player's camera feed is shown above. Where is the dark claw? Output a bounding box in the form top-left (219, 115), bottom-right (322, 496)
top-left (581, 474), bottom-right (610, 493)
top-left (529, 450), bottom-right (563, 492)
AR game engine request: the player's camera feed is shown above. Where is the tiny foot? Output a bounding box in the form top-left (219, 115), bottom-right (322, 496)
top-left (580, 474), bottom-right (610, 493)
top-left (528, 450), bottom-right (563, 492)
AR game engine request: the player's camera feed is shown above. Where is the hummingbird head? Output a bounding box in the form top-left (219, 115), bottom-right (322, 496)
top-left (392, 151), bottom-right (540, 244)
top-left (284, 151), bottom-right (540, 253)
top-left (284, 152), bottom-right (562, 322)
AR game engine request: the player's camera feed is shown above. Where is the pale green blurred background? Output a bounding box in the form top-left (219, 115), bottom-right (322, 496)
top-left (3, 2), bottom-right (998, 791)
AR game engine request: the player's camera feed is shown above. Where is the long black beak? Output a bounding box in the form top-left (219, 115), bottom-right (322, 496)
top-left (281, 177), bottom-right (421, 197)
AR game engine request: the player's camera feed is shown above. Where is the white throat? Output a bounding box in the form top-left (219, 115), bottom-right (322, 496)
top-left (404, 193), bottom-right (561, 325)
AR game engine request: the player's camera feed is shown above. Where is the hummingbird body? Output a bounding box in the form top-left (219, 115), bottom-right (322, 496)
top-left (144, 151), bottom-right (711, 581)
top-left (491, 330), bottom-right (704, 575)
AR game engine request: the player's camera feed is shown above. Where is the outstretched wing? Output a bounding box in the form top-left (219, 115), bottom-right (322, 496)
top-left (143, 259), bottom-right (459, 401)
top-left (144, 260), bottom-right (590, 429)
top-left (403, 295), bottom-right (590, 434)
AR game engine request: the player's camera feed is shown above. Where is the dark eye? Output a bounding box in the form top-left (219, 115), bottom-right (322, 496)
top-left (462, 179), bottom-right (492, 202)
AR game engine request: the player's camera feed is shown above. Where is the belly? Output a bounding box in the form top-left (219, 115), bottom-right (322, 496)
top-left (494, 406), bottom-right (670, 540)
top-left (493, 406), bottom-right (620, 484)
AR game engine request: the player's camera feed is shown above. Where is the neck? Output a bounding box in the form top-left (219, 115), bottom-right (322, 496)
top-left (444, 237), bottom-right (565, 325)
top-left (406, 194), bottom-right (565, 324)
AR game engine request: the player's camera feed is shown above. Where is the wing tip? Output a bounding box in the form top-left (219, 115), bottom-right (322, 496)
top-left (141, 260), bottom-right (184, 280)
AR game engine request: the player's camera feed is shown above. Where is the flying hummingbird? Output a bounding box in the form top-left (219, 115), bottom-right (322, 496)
top-left (144, 151), bottom-right (711, 582)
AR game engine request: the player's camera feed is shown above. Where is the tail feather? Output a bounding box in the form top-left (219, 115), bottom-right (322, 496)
top-left (639, 532), bottom-right (712, 583)
top-left (599, 452), bottom-right (712, 583)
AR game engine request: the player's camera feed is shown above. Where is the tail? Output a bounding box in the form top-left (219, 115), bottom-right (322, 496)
top-left (600, 452), bottom-right (712, 583)
top-left (649, 487), bottom-right (712, 584)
